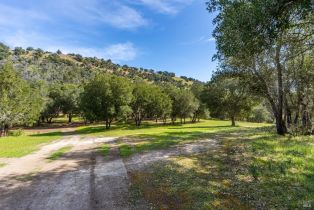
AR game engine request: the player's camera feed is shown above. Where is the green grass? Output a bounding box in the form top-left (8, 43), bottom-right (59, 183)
top-left (78, 120), bottom-right (270, 157)
top-left (98, 144), bottom-right (110, 156)
top-left (0, 163), bottom-right (6, 168)
top-left (77, 120), bottom-right (268, 138)
top-left (119, 144), bottom-right (136, 157)
top-left (0, 132), bottom-right (62, 158)
top-left (47, 146), bottom-right (72, 160)
top-left (126, 124), bottom-right (314, 209)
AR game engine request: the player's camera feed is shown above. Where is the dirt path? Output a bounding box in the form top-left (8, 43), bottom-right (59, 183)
top-left (0, 135), bottom-right (217, 210)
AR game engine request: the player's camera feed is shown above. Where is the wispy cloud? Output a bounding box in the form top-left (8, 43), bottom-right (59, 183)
top-left (179, 36), bottom-right (215, 46)
top-left (137, 0), bottom-right (194, 14)
top-left (1, 29), bottom-right (138, 62)
top-left (0, 0), bottom-right (194, 62)
top-left (49, 0), bottom-right (148, 30)
top-left (60, 42), bottom-right (138, 62)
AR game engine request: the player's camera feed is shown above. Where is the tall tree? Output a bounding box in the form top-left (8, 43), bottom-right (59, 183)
top-left (207, 0), bottom-right (313, 134)
top-left (0, 62), bottom-right (42, 136)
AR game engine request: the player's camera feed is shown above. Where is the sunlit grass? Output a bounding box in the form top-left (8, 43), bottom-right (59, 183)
top-left (77, 120), bottom-right (267, 137)
top-left (0, 132), bottom-right (62, 158)
top-left (47, 146), bottom-right (72, 160)
top-left (128, 124), bottom-right (314, 209)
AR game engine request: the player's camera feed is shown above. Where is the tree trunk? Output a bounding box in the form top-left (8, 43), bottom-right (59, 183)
top-left (275, 116), bottom-right (287, 135)
top-left (231, 116), bottom-right (236, 127)
top-left (68, 113), bottom-right (72, 123)
top-left (275, 44), bottom-right (287, 135)
top-left (105, 120), bottom-right (110, 129)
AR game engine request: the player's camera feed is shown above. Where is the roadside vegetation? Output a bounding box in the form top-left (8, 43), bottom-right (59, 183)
top-left (47, 146), bottom-right (72, 161)
top-left (0, 132), bottom-right (61, 158)
top-left (129, 125), bottom-right (314, 209)
top-left (98, 144), bottom-right (110, 157)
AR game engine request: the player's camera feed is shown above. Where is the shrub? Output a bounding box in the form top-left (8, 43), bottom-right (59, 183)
top-left (9, 129), bottom-right (25, 137)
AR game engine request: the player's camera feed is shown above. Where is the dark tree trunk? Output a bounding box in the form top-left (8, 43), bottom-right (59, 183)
top-left (68, 113), bottom-right (72, 123)
top-left (275, 116), bottom-right (287, 135)
top-left (105, 120), bottom-right (110, 129)
top-left (275, 44), bottom-right (287, 135)
top-left (231, 116), bottom-right (236, 127)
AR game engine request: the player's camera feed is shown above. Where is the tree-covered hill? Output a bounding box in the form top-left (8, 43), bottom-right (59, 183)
top-left (0, 43), bottom-right (202, 87)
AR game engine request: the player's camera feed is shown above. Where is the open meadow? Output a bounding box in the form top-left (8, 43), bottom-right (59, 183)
top-left (0, 120), bottom-right (313, 209)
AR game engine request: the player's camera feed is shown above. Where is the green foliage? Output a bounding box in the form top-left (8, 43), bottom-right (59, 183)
top-left (80, 74), bottom-right (133, 128)
top-left (0, 42), bottom-right (10, 60)
top-left (131, 82), bottom-right (172, 126)
top-left (13, 47), bottom-right (25, 56)
top-left (1, 45), bottom-right (200, 88)
top-left (202, 73), bottom-right (257, 126)
top-left (0, 62), bottom-right (43, 135)
top-left (163, 85), bottom-right (200, 123)
top-left (175, 89), bottom-right (199, 122)
top-left (207, 0), bottom-right (312, 59)
top-left (8, 129), bottom-right (25, 137)
top-left (248, 104), bottom-right (273, 123)
top-left (207, 0), bottom-right (314, 134)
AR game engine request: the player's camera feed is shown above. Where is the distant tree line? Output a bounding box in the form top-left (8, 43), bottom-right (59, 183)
top-left (0, 43), bottom-right (275, 137)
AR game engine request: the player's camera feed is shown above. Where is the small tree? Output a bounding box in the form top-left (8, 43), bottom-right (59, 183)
top-left (202, 74), bottom-right (257, 126)
top-left (131, 82), bottom-right (153, 126)
top-left (61, 84), bottom-right (81, 123)
top-left (41, 85), bottom-right (64, 123)
top-left (131, 82), bottom-right (171, 126)
top-left (191, 83), bottom-right (209, 122)
top-left (176, 90), bottom-right (199, 124)
top-left (80, 74), bottom-right (132, 129)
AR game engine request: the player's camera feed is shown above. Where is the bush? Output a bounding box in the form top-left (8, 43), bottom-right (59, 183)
top-left (9, 129), bottom-right (25, 137)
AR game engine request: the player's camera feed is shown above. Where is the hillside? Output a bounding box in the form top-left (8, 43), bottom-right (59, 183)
top-left (0, 43), bottom-right (202, 87)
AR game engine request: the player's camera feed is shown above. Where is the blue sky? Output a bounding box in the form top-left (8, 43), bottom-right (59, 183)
top-left (0, 0), bottom-right (217, 81)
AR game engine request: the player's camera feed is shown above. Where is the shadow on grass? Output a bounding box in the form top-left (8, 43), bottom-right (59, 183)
top-left (76, 122), bottom-right (192, 135)
top-left (30, 132), bottom-right (63, 137)
top-left (129, 127), bottom-right (314, 209)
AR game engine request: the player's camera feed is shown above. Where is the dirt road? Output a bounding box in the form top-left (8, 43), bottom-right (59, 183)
top-left (0, 134), bottom-right (217, 210)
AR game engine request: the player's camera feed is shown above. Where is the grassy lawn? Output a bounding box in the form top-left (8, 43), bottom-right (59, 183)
top-left (78, 120), bottom-right (269, 157)
top-left (128, 126), bottom-right (314, 209)
top-left (0, 132), bottom-right (62, 158)
top-left (47, 146), bottom-right (73, 160)
top-left (77, 120), bottom-right (267, 138)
